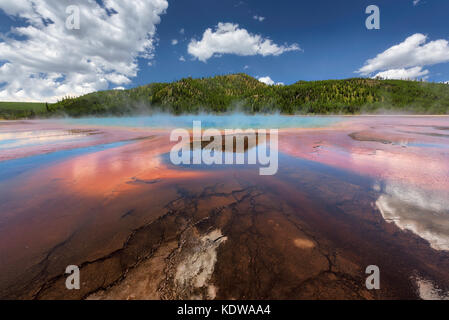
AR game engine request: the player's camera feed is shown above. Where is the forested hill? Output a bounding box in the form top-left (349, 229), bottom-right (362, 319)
top-left (2, 74), bottom-right (449, 119)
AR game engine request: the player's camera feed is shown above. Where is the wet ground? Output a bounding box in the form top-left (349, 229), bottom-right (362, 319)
top-left (0, 116), bottom-right (448, 300)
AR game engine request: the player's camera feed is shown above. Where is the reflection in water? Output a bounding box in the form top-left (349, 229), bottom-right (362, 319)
top-left (0, 129), bottom-right (97, 150)
top-left (190, 132), bottom-right (264, 152)
top-left (0, 140), bottom-right (131, 181)
top-left (1, 116), bottom-right (449, 300)
top-left (375, 181), bottom-right (449, 251)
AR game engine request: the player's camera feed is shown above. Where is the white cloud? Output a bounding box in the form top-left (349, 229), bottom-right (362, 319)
top-left (357, 33), bottom-right (449, 79)
top-left (171, 39), bottom-right (178, 45)
top-left (244, 65), bottom-right (249, 70)
top-left (179, 28), bottom-right (185, 35)
top-left (105, 73), bottom-right (132, 85)
top-left (0, 0), bottom-right (168, 102)
top-left (258, 76), bottom-right (275, 85)
top-left (179, 56), bottom-right (186, 62)
top-left (373, 66), bottom-right (429, 80)
top-left (188, 22), bottom-right (301, 62)
top-left (258, 76), bottom-right (283, 86)
top-left (413, 0), bottom-right (421, 6)
top-left (253, 15), bottom-right (265, 22)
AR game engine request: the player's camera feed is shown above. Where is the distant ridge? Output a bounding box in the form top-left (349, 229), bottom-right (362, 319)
top-left (1, 74), bottom-right (449, 119)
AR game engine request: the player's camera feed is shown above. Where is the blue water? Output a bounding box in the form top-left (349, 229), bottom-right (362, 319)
top-left (0, 140), bottom-right (130, 182)
top-left (0, 139), bottom-right (16, 146)
top-left (62, 114), bottom-right (343, 129)
top-left (406, 142), bottom-right (449, 149)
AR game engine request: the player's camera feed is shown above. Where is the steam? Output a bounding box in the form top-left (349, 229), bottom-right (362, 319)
top-left (60, 113), bottom-right (342, 129)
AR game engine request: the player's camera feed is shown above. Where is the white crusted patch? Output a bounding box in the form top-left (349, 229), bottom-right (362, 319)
top-left (414, 276), bottom-right (449, 300)
top-left (175, 229), bottom-right (227, 299)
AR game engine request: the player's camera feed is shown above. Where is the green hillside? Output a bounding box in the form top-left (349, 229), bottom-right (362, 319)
top-left (0, 102), bottom-right (48, 119)
top-left (2, 74), bottom-right (449, 119)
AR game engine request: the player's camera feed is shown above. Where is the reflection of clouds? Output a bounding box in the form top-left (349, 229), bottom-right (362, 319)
top-left (351, 149), bottom-right (447, 187)
top-left (129, 155), bottom-right (162, 171)
top-left (414, 276), bottom-right (449, 300)
top-left (279, 132), bottom-right (449, 191)
top-left (70, 152), bottom-right (163, 181)
top-left (0, 130), bottom-right (66, 140)
top-left (109, 159), bottom-right (123, 172)
top-left (71, 154), bottom-right (99, 179)
top-left (0, 130), bottom-right (88, 149)
top-left (375, 181), bottom-right (449, 251)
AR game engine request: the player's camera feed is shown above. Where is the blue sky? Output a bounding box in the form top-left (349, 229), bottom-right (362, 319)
top-left (142, 0), bottom-right (449, 85)
top-left (0, 0), bottom-right (448, 101)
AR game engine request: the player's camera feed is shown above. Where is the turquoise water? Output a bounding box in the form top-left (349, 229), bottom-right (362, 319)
top-left (62, 114), bottom-right (343, 129)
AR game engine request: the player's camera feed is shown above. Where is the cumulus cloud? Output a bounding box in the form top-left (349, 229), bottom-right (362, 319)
top-left (376, 181), bottom-right (449, 251)
top-left (258, 76), bottom-right (275, 85)
top-left (171, 39), bottom-right (178, 45)
top-left (413, 0), bottom-right (421, 6)
top-left (0, 0), bottom-right (168, 102)
top-left (188, 22), bottom-right (301, 62)
top-left (179, 56), bottom-right (186, 62)
top-left (374, 66), bottom-right (429, 80)
top-left (357, 33), bottom-right (449, 79)
top-left (253, 15), bottom-right (265, 22)
top-left (258, 76), bottom-right (283, 86)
